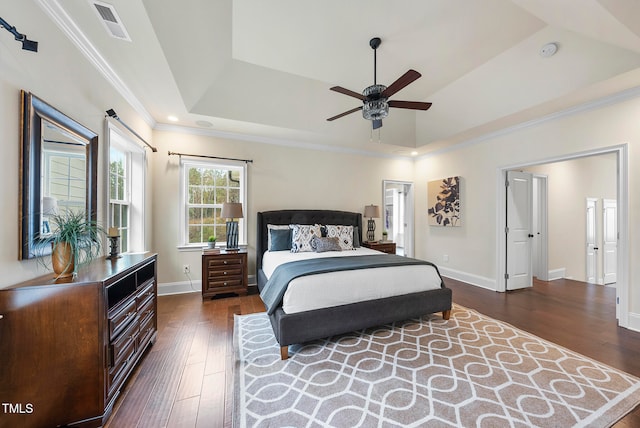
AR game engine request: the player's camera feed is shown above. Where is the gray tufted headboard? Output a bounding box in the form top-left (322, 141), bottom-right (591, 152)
top-left (256, 209), bottom-right (363, 271)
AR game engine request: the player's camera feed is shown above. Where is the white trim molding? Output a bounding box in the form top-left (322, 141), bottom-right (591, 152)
top-left (36, 0), bottom-right (156, 127)
top-left (439, 267), bottom-right (496, 291)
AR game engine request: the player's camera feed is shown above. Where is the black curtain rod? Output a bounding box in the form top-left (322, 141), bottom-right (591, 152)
top-left (168, 151), bottom-right (253, 164)
top-left (105, 109), bottom-right (158, 152)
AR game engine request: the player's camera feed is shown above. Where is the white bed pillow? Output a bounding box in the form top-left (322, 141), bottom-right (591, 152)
top-left (324, 225), bottom-right (354, 250)
top-left (290, 224), bottom-right (322, 253)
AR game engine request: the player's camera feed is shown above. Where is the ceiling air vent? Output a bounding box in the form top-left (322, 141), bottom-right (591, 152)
top-left (90, 0), bottom-right (131, 41)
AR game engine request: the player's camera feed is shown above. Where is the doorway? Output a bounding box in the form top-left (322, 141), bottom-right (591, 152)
top-left (496, 145), bottom-right (628, 326)
top-left (382, 180), bottom-right (414, 257)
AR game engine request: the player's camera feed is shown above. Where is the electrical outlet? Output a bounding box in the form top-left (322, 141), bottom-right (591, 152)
top-left (183, 264), bottom-right (190, 274)
top-left (443, 254), bottom-right (449, 263)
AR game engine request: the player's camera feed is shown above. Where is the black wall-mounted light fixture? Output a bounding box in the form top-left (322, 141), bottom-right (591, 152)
top-left (0, 16), bottom-right (38, 52)
top-left (106, 109), bottom-right (158, 152)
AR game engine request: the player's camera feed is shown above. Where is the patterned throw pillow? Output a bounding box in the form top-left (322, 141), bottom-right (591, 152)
top-left (324, 225), bottom-right (354, 250)
top-left (312, 237), bottom-right (342, 253)
top-left (290, 224), bottom-right (322, 253)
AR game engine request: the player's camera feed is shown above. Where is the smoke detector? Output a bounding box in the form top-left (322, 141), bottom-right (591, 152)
top-left (89, 1), bottom-right (131, 41)
top-left (539, 42), bottom-right (558, 58)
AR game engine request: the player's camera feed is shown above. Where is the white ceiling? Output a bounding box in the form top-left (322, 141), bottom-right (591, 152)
top-left (36, 0), bottom-right (640, 156)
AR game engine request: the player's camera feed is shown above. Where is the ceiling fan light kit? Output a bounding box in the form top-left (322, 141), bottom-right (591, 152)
top-left (327, 37), bottom-right (432, 131)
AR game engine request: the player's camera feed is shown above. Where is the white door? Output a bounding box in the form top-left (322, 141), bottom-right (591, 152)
top-left (506, 171), bottom-right (533, 290)
top-left (585, 198), bottom-right (597, 284)
top-left (602, 199), bottom-right (617, 284)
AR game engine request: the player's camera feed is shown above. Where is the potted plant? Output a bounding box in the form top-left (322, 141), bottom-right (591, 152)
top-left (37, 209), bottom-right (104, 278)
top-left (382, 230), bottom-right (388, 242)
top-left (207, 235), bottom-right (217, 249)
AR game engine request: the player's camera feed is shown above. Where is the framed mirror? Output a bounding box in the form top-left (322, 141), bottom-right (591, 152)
top-left (19, 91), bottom-right (98, 260)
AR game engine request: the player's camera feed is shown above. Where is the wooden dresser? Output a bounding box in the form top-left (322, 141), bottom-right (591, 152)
top-left (362, 241), bottom-right (397, 254)
top-left (0, 253), bottom-right (157, 428)
top-left (202, 249), bottom-right (248, 299)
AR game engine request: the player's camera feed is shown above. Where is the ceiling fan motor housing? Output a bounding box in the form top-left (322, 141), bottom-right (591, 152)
top-left (362, 84), bottom-right (389, 120)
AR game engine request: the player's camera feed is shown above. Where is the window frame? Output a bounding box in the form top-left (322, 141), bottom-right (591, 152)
top-left (179, 158), bottom-right (248, 249)
top-left (106, 121), bottom-right (146, 254)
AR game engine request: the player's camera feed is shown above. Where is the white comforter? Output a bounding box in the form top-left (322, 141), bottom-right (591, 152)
top-left (262, 248), bottom-right (442, 314)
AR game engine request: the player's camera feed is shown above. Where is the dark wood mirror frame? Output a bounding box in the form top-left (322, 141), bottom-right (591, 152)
top-left (19, 91), bottom-right (98, 260)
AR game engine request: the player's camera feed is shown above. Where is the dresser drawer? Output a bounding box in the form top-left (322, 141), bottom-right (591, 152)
top-left (110, 316), bottom-right (139, 368)
top-left (108, 337), bottom-right (136, 395)
top-left (136, 281), bottom-right (155, 306)
top-left (138, 310), bottom-right (155, 350)
top-left (109, 297), bottom-right (137, 339)
top-left (137, 294), bottom-right (155, 322)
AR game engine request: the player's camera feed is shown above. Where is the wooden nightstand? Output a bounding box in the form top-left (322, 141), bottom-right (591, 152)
top-left (202, 249), bottom-right (248, 299)
top-left (362, 241), bottom-right (397, 254)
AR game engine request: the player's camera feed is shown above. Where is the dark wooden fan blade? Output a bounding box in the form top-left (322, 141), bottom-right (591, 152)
top-left (388, 100), bottom-right (432, 111)
top-left (330, 86), bottom-right (366, 100)
top-left (327, 106), bottom-right (363, 121)
top-left (381, 70), bottom-right (421, 98)
top-left (372, 119), bottom-right (383, 130)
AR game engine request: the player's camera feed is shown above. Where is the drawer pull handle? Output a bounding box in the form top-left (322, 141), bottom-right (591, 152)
top-left (223, 282), bottom-right (228, 286)
top-left (224, 271), bottom-right (228, 275)
top-left (223, 261), bottom-right (228, 265)
top-left (0, 315), bottom-right (3, 320)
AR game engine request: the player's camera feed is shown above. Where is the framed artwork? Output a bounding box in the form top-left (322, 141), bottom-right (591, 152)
top-left (428, 176), bottom-right (461, 226)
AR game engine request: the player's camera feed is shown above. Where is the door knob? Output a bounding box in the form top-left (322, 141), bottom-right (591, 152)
top-left (528, 234), bottom-right (534, 238)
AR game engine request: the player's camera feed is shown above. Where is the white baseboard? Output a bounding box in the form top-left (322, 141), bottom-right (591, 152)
top-left (627, 311), bottom-right (640, 333)
top-left (158, 280), bottom-right (201, 296)
top-left (548, 268), bottom-right (566, 281)
top-left (158, 275), bottom-right (257, 297)
top-left (438, 267), bottom-right (496, 291)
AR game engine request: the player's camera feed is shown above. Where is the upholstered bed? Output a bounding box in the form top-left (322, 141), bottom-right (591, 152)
top-left (256, 209), bottom-right (452, 359)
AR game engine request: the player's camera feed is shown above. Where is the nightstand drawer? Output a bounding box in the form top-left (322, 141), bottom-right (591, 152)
top-left (208, 266), bottom-right (243, 277)
top-left (207, 257), bottom-right (242, 268)
top-left (206, 278), bottom-right (244, 289)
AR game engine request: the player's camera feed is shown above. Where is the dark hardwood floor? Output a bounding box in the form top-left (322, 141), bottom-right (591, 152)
top-left (105, 278), bottom-right (640, 427)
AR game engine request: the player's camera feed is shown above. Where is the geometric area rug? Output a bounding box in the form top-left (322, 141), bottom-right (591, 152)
top-left (233, 305), bottom-right (640, 427)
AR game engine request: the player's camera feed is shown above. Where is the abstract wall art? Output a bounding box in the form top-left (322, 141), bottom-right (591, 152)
top-left (428, 176), bottom-right (461, 226)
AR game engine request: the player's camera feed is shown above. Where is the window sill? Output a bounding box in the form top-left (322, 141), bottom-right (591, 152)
top-left (177, 244), bottom-right (248, 252)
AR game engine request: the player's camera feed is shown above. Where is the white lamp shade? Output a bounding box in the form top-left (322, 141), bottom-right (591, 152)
top-left (364, 204), bottom-right (380, 218)
top-left (221, 202), bottom-right (243, 219)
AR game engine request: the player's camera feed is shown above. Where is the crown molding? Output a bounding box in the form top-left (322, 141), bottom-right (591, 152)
top-left (154, 122), bottom-right (412, 160)
top-left (419, 85), bottom-right (640, 159)
top-left (36, 0), bottom-right (155, 127)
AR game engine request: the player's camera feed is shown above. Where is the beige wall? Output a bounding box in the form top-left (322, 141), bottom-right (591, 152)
top-left (414, 95), bottom-right (640, 324)
top-left (0, 1), bottom-right (152, 287)
top-left (525, 154), bottom-right (617, 282)
top-left (151, 130), bottom-right (415, 284)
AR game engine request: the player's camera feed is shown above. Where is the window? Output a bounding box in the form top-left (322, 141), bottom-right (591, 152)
top-left (181, 160), bottom-right (247, 247)
top-left (109, 146), bottom-right (130, 252)
top-left (108, 124), bottom-right (146, 253)
top-left (42, 145), bottom-right (86, 214)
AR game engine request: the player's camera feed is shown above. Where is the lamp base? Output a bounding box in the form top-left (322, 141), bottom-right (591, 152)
top-left (226, 220), bottom-right (239, 250)
top-left (367, 218), bottom-right (376, 242)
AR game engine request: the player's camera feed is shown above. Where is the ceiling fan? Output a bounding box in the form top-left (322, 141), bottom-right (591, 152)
top-left (327, 37), bottom-right (432, 130)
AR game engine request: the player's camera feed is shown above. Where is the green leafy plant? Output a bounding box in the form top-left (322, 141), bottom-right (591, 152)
top-left (208, 235), bottom-right (217, 243)
top-left (36, 209), bottom-right (104, 277)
